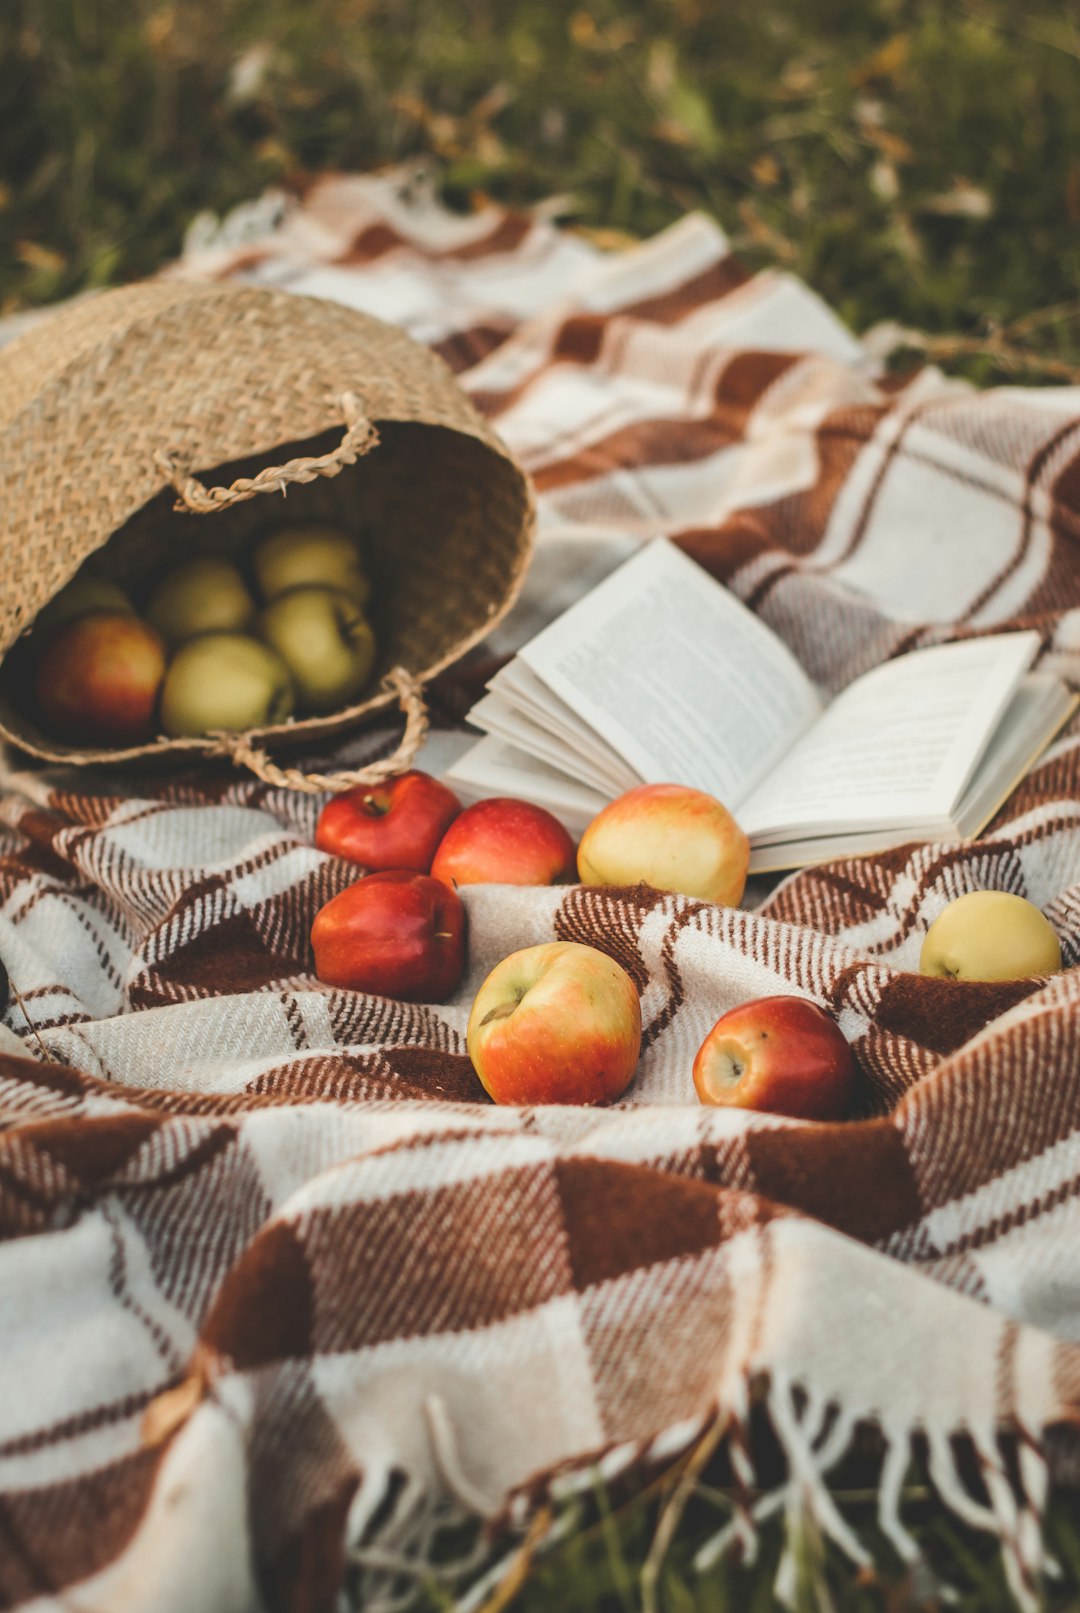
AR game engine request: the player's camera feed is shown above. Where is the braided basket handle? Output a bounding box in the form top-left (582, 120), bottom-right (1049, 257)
top-left (210, 667), bottom-right (429, 795)
top-left (154, 392), bottom-right (378, 514)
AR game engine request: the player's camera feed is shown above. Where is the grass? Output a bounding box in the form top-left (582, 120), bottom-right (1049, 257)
top-left (6, 2), bottom-right (1080, 1607)
top-left (5, 0), bottom-right (1080, 381)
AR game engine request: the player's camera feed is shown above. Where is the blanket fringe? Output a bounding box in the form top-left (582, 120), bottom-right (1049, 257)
top-left (341, 1369), bottom-right (1060, 1613)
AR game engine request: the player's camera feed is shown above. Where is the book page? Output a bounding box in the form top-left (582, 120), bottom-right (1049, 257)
top-left (446, 736), bottom-right (609, 830)
top-left (516, 540), bottom-right (823, 808)
top-left (488, 664), bottom-right (637, 789)
top-left (953, 674), bottom-right (1079, 838)
top-left (468, 693), bottom-right (632, 796)
top-left (739, 632), bottom-right (1041, 840)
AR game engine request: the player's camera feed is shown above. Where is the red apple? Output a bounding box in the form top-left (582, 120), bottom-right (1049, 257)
top-left (467, 941), bottom-right (641, 1105)
top-left (315, 770), bottom-right (462, 874)
top-left (430, 797), bottom-right (576, 889)
top-left (35, 611), bottom-right (166, 746)
top-left (693, 995), bottom-right (855, 1119)
top-left (311, 870), bottom-right (465, 1002)
top-left (578, 784), bottom-right (749, 906)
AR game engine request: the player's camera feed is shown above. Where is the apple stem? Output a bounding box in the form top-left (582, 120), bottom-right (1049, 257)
top-left (434, 931), bottom-right (453, 940)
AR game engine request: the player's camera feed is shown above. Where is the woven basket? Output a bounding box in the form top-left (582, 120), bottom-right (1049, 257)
top-left (0, 280), bottom-right (534, 791)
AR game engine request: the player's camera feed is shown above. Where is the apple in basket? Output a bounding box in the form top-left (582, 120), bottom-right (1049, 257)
top-left (316, 770), bottom-right (463, 874)
top-left (33, 577), bottom-right (135, 642)
top-left (253, 525), bottom-right (372, 609)
top-left (145, 557), bottom-right (257, 650)
top-left (259, 586), bottom-right (376, 716)
top-left (693, 995), bottom-right (856, 1119)
top-left (919, 890), bottom-right (1061, 981)
top-left (160, 634), bottom-right (295, 737)
top-left (430, 798), bottom-right (576, 888)
top-left (467, 942), bottom-right (642, 1105)
top-left (311, 871), bottom-right (466, 1002)
top-left (35, 612), bottom-right (167, 746)
top-left (578, 784), bottom-right (750, 906)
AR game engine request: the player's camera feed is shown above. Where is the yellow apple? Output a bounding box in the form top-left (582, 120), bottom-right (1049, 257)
top-left (145, 557), bottom-right (257, 650)
top-left (919, 891), bottom-right (1061, 981)
top-left (578, 783), bottom-right (750, 905)
top-left (259, 586), bottom-right (376, 715)
top-left (35, 578), bottom-right (135, 642)
top-left (252, 525), bottom-right (371, 608)
top-left (160, 633), bottom-right (295, 737)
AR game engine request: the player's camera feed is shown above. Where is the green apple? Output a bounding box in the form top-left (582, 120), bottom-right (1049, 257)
top-left (146, 557), bottom-right (257, 650)
top-left (259, 586), bottom-right (376, 716)
top-left (35, 577), bottom-right (135, 642)
top-left (160, 633), bottom-right (295, 737)
top-left (919, 890), bottom-right (1061, 981)
top-left (252, 525), bottom-right (371, 608)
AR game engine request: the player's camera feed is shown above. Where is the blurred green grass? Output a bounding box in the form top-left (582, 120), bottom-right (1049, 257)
top-left (4, 0), bottom-right (1080, 379)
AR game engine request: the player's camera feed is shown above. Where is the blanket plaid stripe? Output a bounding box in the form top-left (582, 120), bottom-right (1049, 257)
top-left (2, 167), bottom-right (1080, 1612)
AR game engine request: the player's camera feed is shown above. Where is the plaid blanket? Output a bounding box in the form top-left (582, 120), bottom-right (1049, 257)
top-left (3, 167), bottom-right (1080, 1613)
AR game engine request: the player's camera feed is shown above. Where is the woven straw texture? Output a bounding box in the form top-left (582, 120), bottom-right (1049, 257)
top-left (0, 279), bottom-right (533, 772)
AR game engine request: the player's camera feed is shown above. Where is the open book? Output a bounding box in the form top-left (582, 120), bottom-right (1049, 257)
top-left (446, 540), bottom-right (1077, 873)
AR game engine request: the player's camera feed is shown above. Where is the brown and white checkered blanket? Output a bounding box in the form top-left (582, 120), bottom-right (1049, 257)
top-left (3, 168), bottom-right (1080, 1612)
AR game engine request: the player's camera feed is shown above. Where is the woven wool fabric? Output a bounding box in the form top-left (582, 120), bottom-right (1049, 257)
top-left (3, 168), bottom-right (1080, 1613)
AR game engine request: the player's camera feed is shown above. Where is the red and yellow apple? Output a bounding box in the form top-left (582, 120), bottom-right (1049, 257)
top-left (578, 784), bottom-right (749, 906)
top-left (693, 995), bottom-right (855, 1119)
top-left (311, 870), bottom-right (466, 1002)
top-left (35, 612), bottom-right (166, 746)
top-left (919, 890), bottom-right (1061, 981)
top-left (467, 941), bottom-right (641, 1105)
top-left (430, 797), bottom-right (576, 888)
top-left (316, 770), bottom-right (462, 874)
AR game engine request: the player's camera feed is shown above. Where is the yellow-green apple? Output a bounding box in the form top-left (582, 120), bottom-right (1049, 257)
top-left (35, 577), bottom-right (135, 642)
top-left (311, 870), bottom-right (466, 1002)
top-left (35, 612), bottom-right (166, 746)
top-left (693, 995), bottom-right (855, 1119)
top-left (467, 941), bottom-right (642, 1105)
top-left (253, 525), bottom-right (371, 608)
top-left (160, 633), bottom-right (295, 737)
top-left (146, 556), bottom-right (257, 649)
top-left (316, 770), bottom-right (462, 873)
top-left (430, 798), bottom-right (576, 888)
top-left (259, 586), bottom-right (376, 715)
top-left (578, 783), bottom-right (749, 905)
top-left (920, 890), bottom-right (1061, 981)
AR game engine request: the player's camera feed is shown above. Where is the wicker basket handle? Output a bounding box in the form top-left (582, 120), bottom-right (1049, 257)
top-left (208, 667), bottom-right (429, 795)
top-left (154, 392), bottom-right (378, 514)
